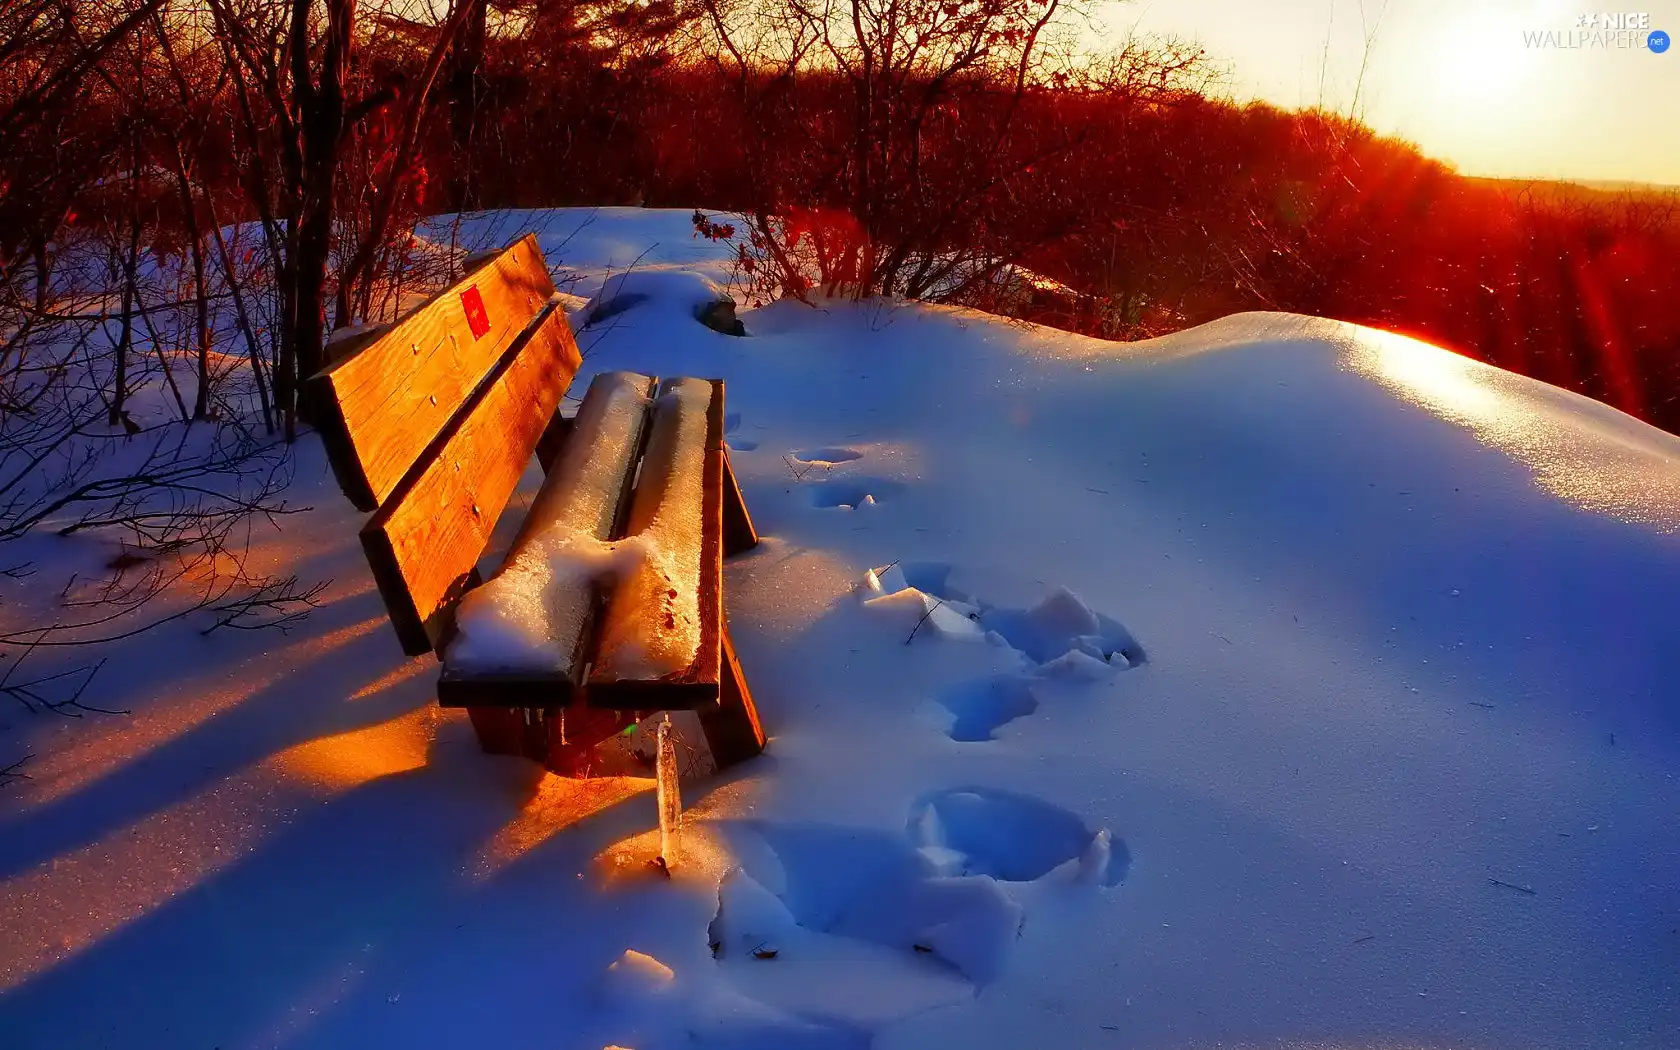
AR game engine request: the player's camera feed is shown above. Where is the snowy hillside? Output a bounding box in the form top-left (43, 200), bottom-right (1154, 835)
top-left (2, 207), bottom-right (1678, 1050)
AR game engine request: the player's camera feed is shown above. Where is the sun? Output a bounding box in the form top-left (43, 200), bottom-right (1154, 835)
top-left (1429, 10), bottom-right (1534, 106)
top-left (1384, 2), bottom-right (1590, 177)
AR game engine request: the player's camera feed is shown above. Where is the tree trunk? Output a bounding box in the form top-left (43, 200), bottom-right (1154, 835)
top-left (109, 137), bottom-right (143, 427)
top-left (207, 202), bottom-right (275, 433)
top-left (286, 0), bottom-right (355, 426)
top-left (110, 262), bottom-right (134, 426)
top-left (182, 179), bottom-right (212, 421)
top-left (445, 0), bottom-right (488, 212)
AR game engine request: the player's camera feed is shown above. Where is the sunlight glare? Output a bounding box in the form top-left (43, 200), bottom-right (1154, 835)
top-left (347, 656), bottom-right (434, 702)
top-left (1357, 329), bottom-right (1502, 418)
top-left (274, 707), bottom-right (437, 790)
top-left (1348, 327), bottom-right (1680, 532)
top-left (592, 780), bottom-right (752, 886)
top-left (1430, 10), bottom-right (1531, 107)
top-left (474, 773), bottom-right (653, 879)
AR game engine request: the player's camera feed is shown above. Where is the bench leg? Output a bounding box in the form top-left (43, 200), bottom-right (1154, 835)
top-left (535, 410), bottom-right (573, 474)
top-left (466, 707), bottom-right (545, 759)
top-left (699, 628), bottom-right (766, 768)
top-left (722, 448), bottom-right (759, 556)
top-left (468, 705), bottom-right (634, 776)
top-left (542, 706), bottom-right (637, 776)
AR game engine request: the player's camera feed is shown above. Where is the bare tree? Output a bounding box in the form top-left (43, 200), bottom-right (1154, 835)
top-left (0, 0), bottom-right (328, 760)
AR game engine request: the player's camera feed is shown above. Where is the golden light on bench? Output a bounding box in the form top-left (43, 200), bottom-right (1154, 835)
top-left (306, 235), bottom-right (768, 778)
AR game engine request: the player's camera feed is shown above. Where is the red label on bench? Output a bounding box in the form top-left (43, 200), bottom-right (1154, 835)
top-left (460, 285), bottom-right (491, 339)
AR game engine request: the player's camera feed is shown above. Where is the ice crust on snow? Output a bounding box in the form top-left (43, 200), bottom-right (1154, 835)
top-left (445, 371), bottom-right (653, 674)
top-left (861, 567), bottom-right (1139, 669)
top-left (860, 566), bottom-right (988, 642)
top-left (600, 949), bottom-right (676, 1001)
top-left (710, 868), bottom-right (802, 957)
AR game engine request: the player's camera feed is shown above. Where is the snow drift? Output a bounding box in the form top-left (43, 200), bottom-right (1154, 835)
top-left (3, 208), bottom-right (1676, 1050)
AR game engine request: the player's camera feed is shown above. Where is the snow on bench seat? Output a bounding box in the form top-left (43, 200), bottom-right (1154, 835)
top-left (593, 378), bottom-right (714, 683)
top-left (444, 371), bottom-right (656, 677)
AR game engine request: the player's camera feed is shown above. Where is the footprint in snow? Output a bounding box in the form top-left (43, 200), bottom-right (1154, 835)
top-left (786, 445), bottom-right (879, 492)
top-left (809, 477), bottom-right (903, 510)
top-left (593, 944), bottom-right (863, 1050)
top-left (909, 787), bottom-right (1128, 888)
top-left (938, 676), bottom-right (1039, 742)
top-left (791, 446), bottom-right (863, 467)
top-left (705, 821), bottom-right (1005, 1038)
top-left (703, 798), bottom-right (1123, 1040)
top-left (725, 412), bottom-right (759, 452)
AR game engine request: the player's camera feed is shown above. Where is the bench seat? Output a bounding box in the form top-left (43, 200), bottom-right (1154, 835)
top-left (439, 370), bottom-right (657, 694)
top-left (437, 370), bottom-right (739, 712)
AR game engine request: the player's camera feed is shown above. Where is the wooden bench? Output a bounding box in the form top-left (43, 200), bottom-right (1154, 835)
top-left (306, 234), bottom-right (766, 775)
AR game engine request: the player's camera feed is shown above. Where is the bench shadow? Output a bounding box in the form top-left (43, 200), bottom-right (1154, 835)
top-left (0, 732), bottom-right (655, 1047)
top-left (0, 582), bottom-right (426, 881)
top-left (0, 722), bottom-right (768, 1050)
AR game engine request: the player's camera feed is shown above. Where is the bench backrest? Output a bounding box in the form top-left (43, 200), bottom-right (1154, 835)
top-left (307, 235), bottom-right (583, 656)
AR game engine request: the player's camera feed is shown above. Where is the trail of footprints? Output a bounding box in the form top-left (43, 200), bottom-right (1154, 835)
top-left (595, 787), bottom-right (1128, 1049)
top-left (595, 433), bottom-right (1138, 1048)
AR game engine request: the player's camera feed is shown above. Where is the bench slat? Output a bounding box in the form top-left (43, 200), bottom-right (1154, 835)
top-left (310, 234), bottom-right (559, 511)
top-left (587, 379), bottom-right (726, 709)
top-left (360, 301), bottom-right (581, 655)
top-left (436, 371), bottom-right (658, 705)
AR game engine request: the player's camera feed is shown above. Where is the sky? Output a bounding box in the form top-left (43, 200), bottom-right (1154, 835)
top-left (1098, 0), bottom-right (1680, 184)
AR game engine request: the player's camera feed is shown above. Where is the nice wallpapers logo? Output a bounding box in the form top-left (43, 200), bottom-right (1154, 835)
top-left (1522, 11), bottom-right (1670, 51)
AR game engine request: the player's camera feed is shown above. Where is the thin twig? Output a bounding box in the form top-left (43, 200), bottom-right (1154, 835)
top-left (905, 598), bottom-right (946, 646)
top-left (0, 753), bottom-right (32, 787)
top-left (782, 454), bottom-right (814, 482)
top-left (0, 654), bottom-right (120, 716)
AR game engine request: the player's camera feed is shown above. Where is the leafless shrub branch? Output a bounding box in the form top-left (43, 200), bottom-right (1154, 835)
top-left (0, 652), bottom-right (119, 716)
top-left (0, 752), bottom-right (32, 788)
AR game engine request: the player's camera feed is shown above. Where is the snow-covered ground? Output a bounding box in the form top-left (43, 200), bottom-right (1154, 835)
top-left (2, 207), bottom-right (1678, 1050)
